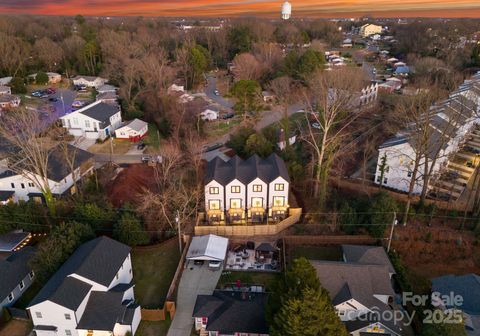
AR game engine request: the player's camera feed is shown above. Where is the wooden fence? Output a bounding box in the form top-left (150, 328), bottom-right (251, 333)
top-left (284, 234), bottom-right (378, 245)
top-left (194, 208), bottom-right (302, 237)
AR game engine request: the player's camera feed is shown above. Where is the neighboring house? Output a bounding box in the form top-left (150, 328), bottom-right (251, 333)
top-left (342, 245), bottom-right (396, 278)
top-left (200, 106), bottom-right (220, 121)
top-left (0, 85), bottom-right (11, 95)
top-left (193, 290), bottom-right (269, 336)
top-left (179, 93), bottom-right (195, 103)
top-left (0, 144), bottom-right (94, 203)
top-left (96, 84), bottom-right (117, 94)
top-left (96, 91), bottom-right (118, 105)
top-left (186, 234), bottom-right (229, 263)
top-left (394, 66), bottom-right (410, 77)
top-left (341, 38), bottom-right (353, 48)
top-left (359, 24), bottom-right (383, 37)
top-left (311, 257), bottom-right (402, 336)
top-left (0, 230), bottom-right (32, 252)
top-left (115, 119), bottom-right (148, 142)
top-left (0, 94), bottom-right (21, 111)
top-left (374, 73), bottom-right (480, 194)
top-left (72, 76), bottom-right (108, 88)
top-left (277, 128), bottom-right (297, 150)
top-left (168, 84), bottom-right (185, 94)
top-left (0, 77), bottom-right (12, 86)
top-left (262, 91), bottom-right (275, 104)
top-left (432, 274), bottom-right (480, 336)
top-left (60, 101), bottom-right (122, 140)
top-left (27, 236), bottom-right (141, 336)
top-left (378, 77), bottom-right (402, 93)
top-left (29, 72), bottom-right (62, 84)
top-left (0, 247), bottom-right (35, 316)
top-left (204, 154), bottom-right (290, 224)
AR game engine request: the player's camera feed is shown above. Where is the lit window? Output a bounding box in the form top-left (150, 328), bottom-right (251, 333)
top-left (253, 185), bottom-right (262, 192)
top-left (230, 199), bottom-right (241, 209)
top-left (19, 281), bottom-right (24, 290)
top-left (274, 184), bottom-right (284, 191)
top-left (209, 200), bottom-right (220, 210)
top-left (7, 293), bottom-right (14, 302)
top-left (35, 312), bottom-right (42, 318)
top-left (65, 314), bottom-right (71, 320)
top-left (273, 197), bottom-right (285, 206)
top-left (231, 186), bottom-right (240, 193)
top-left (209, 187), bottom-right (219, 194)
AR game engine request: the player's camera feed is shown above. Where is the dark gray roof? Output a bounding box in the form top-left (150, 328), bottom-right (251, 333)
top-left (432, 274), bottom-right (480, 315)
top-left (205, 153), bottom-right (290, 185)
top-left (79, 102), bottom-right (119, 123)
top-left (0, 190), bottom-right (14, 201)
top-left (255, 242), bottom-right (278, 253)
top-left (48, 276), bottom-right (92, 311)
top-left (0, 247), bottom-right (35, 300)
top-left (45, 144), bottom-right (94, 183)
top-left (76, 291), bottom-right (129, 330)
top-left (342, 245), bottom-right (396, 275)
top-left (310, 260), bottom-right (394, 308)
top-left (29, 236), bottom-right (131, 309)
top-left (193, 290), bottom-right (269, 334)
top-left (0, 231), bottom-right (30, 252)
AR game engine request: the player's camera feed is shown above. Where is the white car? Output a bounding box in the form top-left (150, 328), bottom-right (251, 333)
top-left (214, 89), bottom-right (220, 96)
top-left (209, 260), bottom-right (222, 269)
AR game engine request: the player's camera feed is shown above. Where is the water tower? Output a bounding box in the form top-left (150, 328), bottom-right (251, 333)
top-left (281, 1), bottom-right (292, 20)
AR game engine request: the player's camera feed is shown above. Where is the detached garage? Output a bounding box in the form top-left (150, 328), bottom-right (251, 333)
top-left (186, 234), bottom-right (229, 262)
top-left (115, 119), bottom-right (148, 142)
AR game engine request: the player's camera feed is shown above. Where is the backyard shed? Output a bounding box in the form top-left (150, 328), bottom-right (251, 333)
top-left (186, 234), bottom-right (229, 261)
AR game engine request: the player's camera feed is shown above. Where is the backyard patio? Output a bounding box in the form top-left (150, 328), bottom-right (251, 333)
top-left (225, 242), bottom-right (280, 272)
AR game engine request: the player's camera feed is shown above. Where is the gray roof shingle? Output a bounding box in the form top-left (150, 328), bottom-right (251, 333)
top-left (205, 153), bottom-right (290, 185)
top-left (342, 245), bottom-right (396, 275)
top-left (432, 274), bottom-right (480, 315)
top-left (28, 236), bottom-right (131, 309)
top-left (0, 247), bottom-right (35, 301)
top-left (45, 144), bottom-right (94, 183)
top-left (79, 102), bottom-right (119, 123)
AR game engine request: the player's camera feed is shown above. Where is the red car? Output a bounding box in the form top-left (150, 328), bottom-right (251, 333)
top-left (46, 88), bottom-right (56, 94)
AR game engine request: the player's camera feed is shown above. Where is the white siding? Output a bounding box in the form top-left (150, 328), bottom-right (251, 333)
top-left (268, 177), bottom-right (289, 208)
top-left (205, 180), bottom-right (224, 212)
top-left (225, 179), bottom-right (246, 210)
top-left (246, 178), bottom-right (267, 209)
top-left (29, 301), bottom-right (78, 336)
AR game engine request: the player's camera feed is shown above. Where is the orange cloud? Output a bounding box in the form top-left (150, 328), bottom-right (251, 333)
top-left (0, 0), bottom-right (479, 17)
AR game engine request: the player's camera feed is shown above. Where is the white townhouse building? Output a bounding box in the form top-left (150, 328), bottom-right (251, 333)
top-left (60, 101), bottom-right (122, 140)
top-left (374, 72), bottom-right (480, 194)
top-left (72, 76), bottom-right (108, 88)
top-left (0, 143), bottom-right (94, 204)
top-left (311, 245), bottom-right (402, 336)
top-left (359, 82), bottom-right (378, 106)
top-left (204, 154), bottom-right (290, 224)
top-left (28, 236), bottom-right (141, 336)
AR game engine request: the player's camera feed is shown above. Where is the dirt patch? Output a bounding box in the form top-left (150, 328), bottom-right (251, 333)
top-left (105, 164), bottom-right (158, 207)
top-left (392, 225), bottom-right (480, 281)
top-left (0, 319), bottom-right (32, 336)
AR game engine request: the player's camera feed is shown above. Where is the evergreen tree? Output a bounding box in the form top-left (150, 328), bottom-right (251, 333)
top-left (113, 213), bottom-right (149, 247)
top-left (35, 71), bottom-right (49, 85)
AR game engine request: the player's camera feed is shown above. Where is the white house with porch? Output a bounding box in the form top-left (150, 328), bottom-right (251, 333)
top-left (204, 154), bottom-right (290, 224)
top-left (60, 101), bottom-right (122, 140)
top-left (27, 236), bottom-right (141, 336)
top-left (72, 76), bottom-right (108, 88)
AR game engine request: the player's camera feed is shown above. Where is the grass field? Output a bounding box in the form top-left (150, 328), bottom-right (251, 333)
top-left (217, 271), bottom-right (281, 292)
top-left (89, 138), bottom-right (132, 154)
top-left (132, 239), bottom-right (181, 308)
top-left (288, 245), bottom-right (343, 263)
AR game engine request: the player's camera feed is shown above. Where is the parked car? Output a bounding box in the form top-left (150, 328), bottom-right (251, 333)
top-left (194, 260), bottom-right (204, 266)
top-left (214, 89), bottom-right (220, 96)
top-left (312, 122), bottom-right (321, 129)
top-left (49, 97), bottom-right (58, 102)
top-left (464, 145), bottom-right (480, 154)
top-left (208, 261), bottom-right (222, 269)
top-left (137, 142), bottom-right (146, 150)
top-left (71, 100), bottom-right (84, 108)
top-left (141, 155), bottom-right (151, 163)
top-left (222, 112), bottom-right (234, 120)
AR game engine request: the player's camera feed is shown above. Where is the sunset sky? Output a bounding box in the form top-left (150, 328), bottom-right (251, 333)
top-left (0, 0), bottom-right (479, 18)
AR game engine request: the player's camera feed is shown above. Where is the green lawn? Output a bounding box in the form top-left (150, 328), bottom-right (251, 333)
top-left (289, 245), bottom-right (343, 263)
top-left (132, 239), bottom-right (181, 308)
top-left (217, 271), bottom-right (281, 292)
top-left (144, 123), bottom-right (160, 149)
top-left (135, 320), bottom-right (171, 336)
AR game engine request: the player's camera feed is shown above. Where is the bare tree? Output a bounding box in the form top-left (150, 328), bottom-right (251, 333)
top-left (232, 53), bottom-right (265, 81)
top-left (0, 32), bottom-right (30, 77)
top-left (302, 67), bottom-right (366, 208)
top-left (34, 37), bottom-right (64, 72)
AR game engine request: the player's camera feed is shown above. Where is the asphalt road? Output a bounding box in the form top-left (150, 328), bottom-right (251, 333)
top-left (94, 153), bottom-right (144, 164)
top-left (205, 75), bottom-right (234, 110)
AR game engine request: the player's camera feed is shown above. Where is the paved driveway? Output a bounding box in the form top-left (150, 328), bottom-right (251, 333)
top-left (205, 75), bottom-right (234, 110)
top-left (167, 263), bottom-right (222, 336)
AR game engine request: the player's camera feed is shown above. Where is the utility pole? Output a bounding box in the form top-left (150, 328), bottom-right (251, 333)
top-left (109, 136), bottom-right (114, 163)
top-left (387, 212), bottom-right (397, 253)
top-left (176, 210), bottom-right (182, 254)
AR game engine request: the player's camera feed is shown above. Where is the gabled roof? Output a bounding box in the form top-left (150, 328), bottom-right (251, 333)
top-left (205, 153), bottom-right (290, 185)
top-left (0, 231), bottom-right (30, 252)
top-left (29, 236), bottom-right (131, 309)
top-left (193, 290), bottom-right (269, 334)
top-left (342, 245), bottom-right (396, 275)
top-left (186, 234), bottom-right (228, 261)
top-left (76, 291), bottom-right (134, 331)
top-left (122, 119), bottom-right (148, 132)
top-left (73, 75), bottom-right (105, 82)
top-left (44, 144), bottom-right (94, 183)
top-left (77, 101), bottom-right (120, 123)
top-left (0, 247), bottom-right (35, 300)
top-left (432, 274), bottom-right (480, 315)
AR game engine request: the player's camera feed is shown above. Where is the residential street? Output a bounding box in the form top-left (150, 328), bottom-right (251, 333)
top-left (205, 74), bottom-right (234, 110)
top-left (167, 263), bottom-right (222, 336)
